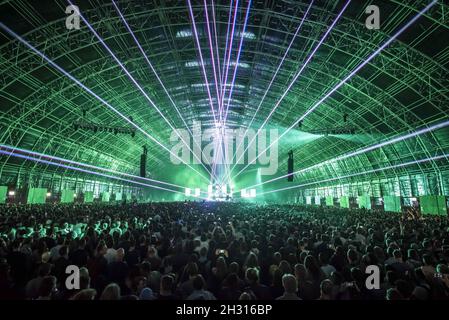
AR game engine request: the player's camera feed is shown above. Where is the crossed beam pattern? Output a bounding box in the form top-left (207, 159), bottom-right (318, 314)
top-left (0, 0), bottom-right (447, 197)
top-left (229, 0), bottom-right (439, 183)
top-left (242, 119), bottom-right (449, 191)
top-left (0, 149), bottom-right (195, 198)
top-left (257, 153), bottom-right (449, 197)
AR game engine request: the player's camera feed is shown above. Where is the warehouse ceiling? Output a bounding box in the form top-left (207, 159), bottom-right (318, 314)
top-left (0, 0), bottom-right (448, 194)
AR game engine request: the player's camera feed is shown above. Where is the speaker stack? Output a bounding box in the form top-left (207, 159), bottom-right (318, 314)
top-left (140, 146), bottom-right (148, 178)
top-left (287, 150), bottom-right (294, 182)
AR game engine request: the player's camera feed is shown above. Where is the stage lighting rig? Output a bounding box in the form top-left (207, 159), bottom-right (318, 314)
top-left (73, 120), bottom-right (136, 137)
top-left (303, 126), bottom-right (356, 136)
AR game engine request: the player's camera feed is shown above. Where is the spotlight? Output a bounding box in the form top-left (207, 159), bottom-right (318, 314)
top-left (241, 189), bottom-right (256, 198)
top-left (8, 190), bottom-right (15, 196)
top-left (249, 189), bottom-right (256, 198)
top-left (208, 184), bottom-right (213, 198)
top-left (46, 192), bottom-right (52, 197)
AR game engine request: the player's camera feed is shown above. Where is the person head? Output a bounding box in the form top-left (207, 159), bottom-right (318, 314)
top-left (77, 237), bottom-right (86, 249)
top-left (304, 255), bottom-right (320, 279)
top-left (79, 267), bottom-right (90, 289)
top-left (393, 249), bottom-right (403, 262)
top-left (407, 249), bottom-right (419, 261)
top-left (422, 254), bottom-right (434, 266)
top-left (278, 260), bottom-right (292, 275)
top-left (330, 271), bottom-right (344, 286)
top-left (245, 252), bottom-right (259, 269)
top-left (38, 276), bottom-right (57, 299)
top-left (148, 246), bottom-right (158, 258)
top-left (116, 248), bottom-right (125, 262)
top-left (100, 283), bottom-right (121, 300)
top-left (373, 246), bottom-right (385, 262)
top-left (160, 274), bottom-right (174, 294)
top-left (318, 252), bottom-right (330, 266)
top-left (386, 270), bottom-right (399, 286)
top-left (139, 287), bottom-right (155, 300)
top-left (199, 246), bottom-right (208, 259)
top-left (229, 262), bottom-right (240, 275)
top-left (59, 245), bottom-right (69, 258)
top-left (273, 252), bottom-right (282, 264)
top-left (294, 263), bottom-right (306, 281)
top-left (38, 263), bottom-right (52, 277)
top-left (422, 240), bottom-right (432, 251)
top-left (71, 289), bottom-right (97, 300)
top-left (0, 261), bottom-right (10, 279)
top-left (192, 275), bottom-right (206, 291)
top-left (395, 280), bottom-right (412, 299)
top-left (335, 245), bottom-right (345, 256)
top-left (272, 268), bottom-right (283, 287)
top-left (239, 292), bottom-right (252, 301)
top-left (320, 279), bottom-right (334, 300)
top-left (132, 276), bottom-right (147, 294)
top-left (245, 267), bottom-right (260, 285)
top-left (347, 249), bottom-right (358, 264)
top-left (140, 261), bottom-right (151, 275)
top-left (215, 256), bottom-right (228, 276)
top-left (96, 242), bottom-right (107, 256)
top-left (350, 267), bottom-right (365, 286)
top-left (282, 274), bottom-right (298, 295)
top-left (185, 262), bottom-right (199, 279)
top-left (387, 246), bottom-right (396, 258)
top-left (411, 286), bottom-right (429, 300)
top-left (386, 288), bottom-right (404, 300)
top-left (223, 273), bottom-right (239, 290)
top-left (436, 264), bottom-right (449, 276)
top-left (299, 251), bottom-right (308, 264)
